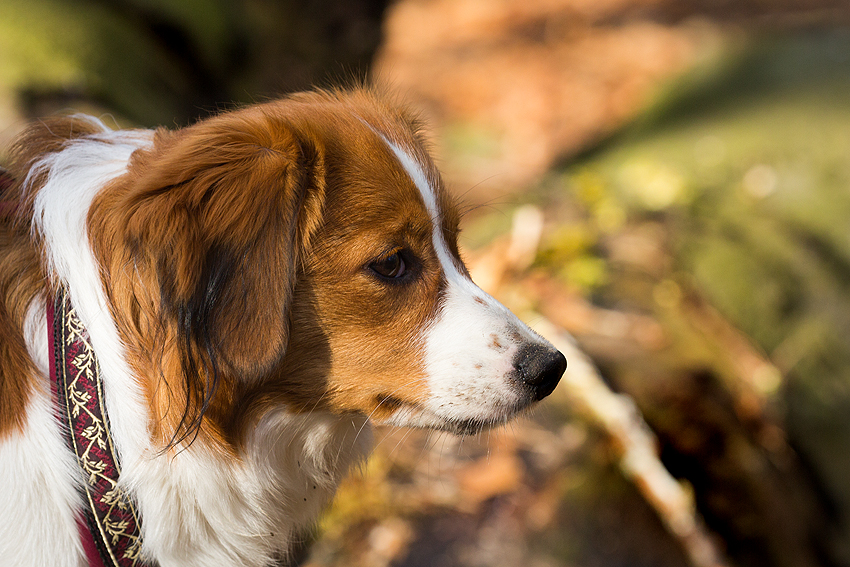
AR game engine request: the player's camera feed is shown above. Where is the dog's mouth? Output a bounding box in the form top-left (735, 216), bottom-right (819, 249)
top-left (435, 415), bottom-right (513, 436)
top-left (373, 392), bottom-right (533, 435)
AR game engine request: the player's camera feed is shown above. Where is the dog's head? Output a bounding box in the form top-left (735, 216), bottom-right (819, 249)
top-left (90, 89), bottom-right (565, 448)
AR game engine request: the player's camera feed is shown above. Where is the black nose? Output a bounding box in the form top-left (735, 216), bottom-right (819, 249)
top-left (513, 344), bottom-right (567, 400)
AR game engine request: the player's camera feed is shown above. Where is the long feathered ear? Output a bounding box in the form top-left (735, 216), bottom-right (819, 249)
top-left (109, 108), bottom-right (326, 443)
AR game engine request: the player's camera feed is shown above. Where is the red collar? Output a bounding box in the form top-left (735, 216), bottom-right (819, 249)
top-left (49, 287), bottom-right (151, 567)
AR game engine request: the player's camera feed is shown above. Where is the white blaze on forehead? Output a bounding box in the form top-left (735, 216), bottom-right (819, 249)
top-left (376, 135), bottom-right (469, 285)
top-left (374, 129), bottom-right (562, 431)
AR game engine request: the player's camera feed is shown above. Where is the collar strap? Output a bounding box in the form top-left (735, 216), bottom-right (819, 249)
top-left (49, 287), bottom-right (150, 567)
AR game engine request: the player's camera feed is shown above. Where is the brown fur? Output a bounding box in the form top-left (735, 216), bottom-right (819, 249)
top-left (79, 90), bottom-right (461, 451)
top-left (0, 218), bottom-right (42, 436)
top-left (0, 117), bottom-right (123, 437)
top-left (0, 90), bottom-right (463, 453)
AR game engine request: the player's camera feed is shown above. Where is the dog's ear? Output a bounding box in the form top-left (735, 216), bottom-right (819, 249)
top-left (114, 110), bottom-right (326, 439)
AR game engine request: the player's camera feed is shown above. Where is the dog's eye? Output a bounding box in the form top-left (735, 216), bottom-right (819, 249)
top-left (370, 252), bottom-right (406, 279)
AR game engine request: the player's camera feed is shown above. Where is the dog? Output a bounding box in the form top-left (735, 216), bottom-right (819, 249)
top-left (0, 89), bottom-right (566, 567)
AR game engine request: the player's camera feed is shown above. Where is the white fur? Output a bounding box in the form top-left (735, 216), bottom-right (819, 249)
top-left (31, 116), bottom-right (155, 469)
top-left (126, 410), bottom-right (369, 566)
top-left (380, 138), bottom-right (556, 431)
top-left (0, 301), bottom-right (85, 567)
top-left (14, 119), bottom-right (372, 566)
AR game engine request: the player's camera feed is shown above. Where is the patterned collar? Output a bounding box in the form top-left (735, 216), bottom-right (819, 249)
top-left (49, 287), bottom-right (150, 567)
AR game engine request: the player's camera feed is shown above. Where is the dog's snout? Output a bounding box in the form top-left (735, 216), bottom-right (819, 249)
top-left (514, 344), bottom-right (566, 400)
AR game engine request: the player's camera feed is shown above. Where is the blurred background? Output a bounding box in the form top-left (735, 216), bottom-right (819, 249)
top-left (3, 1), bottom-right (850, 566)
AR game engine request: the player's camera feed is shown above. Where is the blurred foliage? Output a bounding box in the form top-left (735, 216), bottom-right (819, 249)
top-left (6, 1), bottom-right (850, 564)
top-left (524, 29), bottom-right (850, 566)
top-left (450, 28), bottom-right (850, 567)
top-left (0, 0), bottom-right (388, 127)
top-left (309, 423), bottom-right (693, 567)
